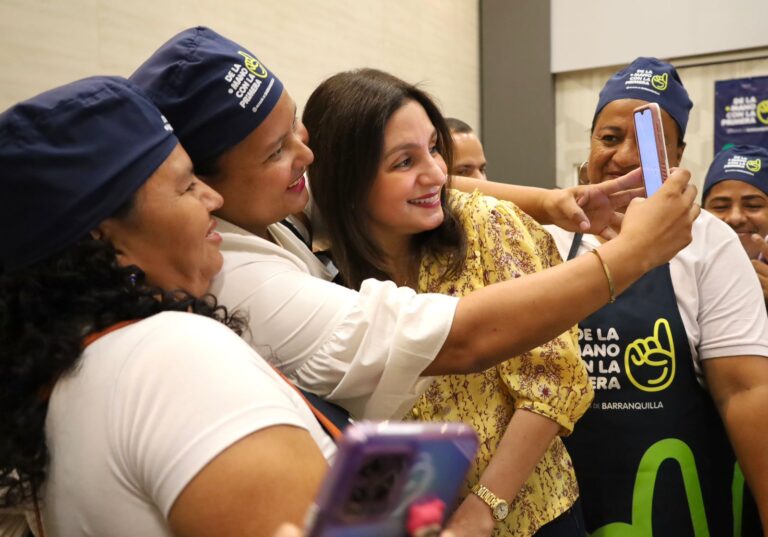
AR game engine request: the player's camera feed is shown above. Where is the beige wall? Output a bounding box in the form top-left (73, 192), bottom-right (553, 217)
top-left (554, 50), bottom-right (768, 192)
top-left (0, 0), bottom-right (479, 128)
top-left (551, 0), bottom-right (768, 73)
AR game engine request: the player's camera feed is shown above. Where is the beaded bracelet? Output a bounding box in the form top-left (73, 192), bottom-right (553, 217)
top-left (591, 249), bottom-right (616, 304)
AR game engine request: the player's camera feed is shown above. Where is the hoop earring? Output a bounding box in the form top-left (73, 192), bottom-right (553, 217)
top-left (578, 161), bottom-right (590, 185)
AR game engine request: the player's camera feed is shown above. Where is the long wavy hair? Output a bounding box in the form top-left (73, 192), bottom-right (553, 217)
top-left (0, 200), bottom-right (243, 509)
top-left (303, 68), bottom-right (466, 289)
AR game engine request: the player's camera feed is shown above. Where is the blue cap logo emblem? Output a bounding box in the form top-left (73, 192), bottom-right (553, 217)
top-left (651, 73), bottom-right (668, 91)
top-left (238, 51), bottom-right (268, 78)
top-left (746, 158), bottom-right (762, 173)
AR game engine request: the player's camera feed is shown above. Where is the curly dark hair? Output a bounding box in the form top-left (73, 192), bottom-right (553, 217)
top-left (0, 234), bottom-right (244, 509)
top-left (303, 68), bottom-right (466, 289)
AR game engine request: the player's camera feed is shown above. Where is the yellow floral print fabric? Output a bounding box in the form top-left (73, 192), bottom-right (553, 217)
top-left (408, 189), bottom-right (594, 537)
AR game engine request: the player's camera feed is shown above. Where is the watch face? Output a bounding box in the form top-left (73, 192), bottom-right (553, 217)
top-left (493, 502), bottom-right (510, 521)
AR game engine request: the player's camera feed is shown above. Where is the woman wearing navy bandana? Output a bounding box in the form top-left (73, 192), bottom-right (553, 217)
top-left (703, 144), bottom-right (768, 305)
top-left (0, 78), bottom-right (334, 536)
top-left (540, 58), bottom-right (768, 535)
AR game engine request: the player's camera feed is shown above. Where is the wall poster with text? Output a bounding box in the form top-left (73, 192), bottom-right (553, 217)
top-left (714, 75), bottom-right (768, 152)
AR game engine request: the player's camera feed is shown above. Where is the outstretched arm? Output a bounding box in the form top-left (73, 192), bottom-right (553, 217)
top-left (451, 170), bottom-right (645, 238)
top-left (215, 171), bottom-right (695, 422)
top-left (428, 169), bottom-right (699, 375)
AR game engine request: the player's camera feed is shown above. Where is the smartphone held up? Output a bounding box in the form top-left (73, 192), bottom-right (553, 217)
top-left (633, 102), bottom-right (670, 197)
top-left (305, 421), bottom-right (478, 537)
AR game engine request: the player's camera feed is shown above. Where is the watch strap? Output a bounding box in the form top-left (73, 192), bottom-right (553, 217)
top-left (470, 483), bottom-right (509, 521)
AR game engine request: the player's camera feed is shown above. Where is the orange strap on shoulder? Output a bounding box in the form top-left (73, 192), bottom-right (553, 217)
top-left (32, 319), bottom-right (341, 535)
top-left (269, 366), bottom-right (343, 440)
top-left (82, 320), bottom-right (138, 347)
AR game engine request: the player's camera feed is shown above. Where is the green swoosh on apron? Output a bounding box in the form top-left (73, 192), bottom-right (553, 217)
top-left (590, 438), bottom-right (708, 537)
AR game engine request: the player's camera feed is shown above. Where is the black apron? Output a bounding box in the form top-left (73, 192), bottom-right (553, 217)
top-left (565, 233), bottom-right (760, 537)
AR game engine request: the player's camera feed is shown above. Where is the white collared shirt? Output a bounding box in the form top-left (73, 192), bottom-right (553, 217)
top-left (210, 219), bottom-right (459, 420)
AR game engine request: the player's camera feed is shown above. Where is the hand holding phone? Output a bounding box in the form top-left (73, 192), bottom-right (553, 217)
top-left (633, 103), bottom-right (670, 197)
top-left (756, 234), bottom-right (768, 263)
top-left (305, 421), bottom-right (478, 537)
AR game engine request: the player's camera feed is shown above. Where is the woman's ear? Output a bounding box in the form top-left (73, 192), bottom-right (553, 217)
top-left (90, 219), bottom-right (127, 260)
top-left (90, 218), bottom-right (117, 243)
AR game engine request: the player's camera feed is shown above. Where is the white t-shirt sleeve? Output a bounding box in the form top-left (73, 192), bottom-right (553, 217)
top-left (688, 216), bottom-right (768, 360)
top-left (109, 314), bottom-right (324, 518)
top-left (215, 253), bottom-right (458, 420)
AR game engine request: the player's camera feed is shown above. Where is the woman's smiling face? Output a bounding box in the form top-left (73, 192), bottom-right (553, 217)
top-left (203, 91), bottom-right (314, 239)
top-left (96, 144), bottom-right (225, 297)
top-left (704, 179), bottom-right (768, 259)
top-left (588, 98), bottom-right (685, 186)
top-left (365, 100), bottom-right (448, 251)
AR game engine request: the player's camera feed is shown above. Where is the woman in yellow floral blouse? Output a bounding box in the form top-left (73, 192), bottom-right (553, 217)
top-left (304, 68), bottom-right (594, 537)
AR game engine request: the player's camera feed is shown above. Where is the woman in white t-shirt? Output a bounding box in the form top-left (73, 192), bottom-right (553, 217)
top-left (130, 27), bottom-right (700, 422)
top-left (449, 58), bottom-right (768, 535)
top-left (545, 57), bottom-right (768, 535)
top-left (0, 77), bottom-right (332, 537)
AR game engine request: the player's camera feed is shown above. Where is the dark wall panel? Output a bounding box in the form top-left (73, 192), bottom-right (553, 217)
top-left (481, 0), bottom-right (555, 187)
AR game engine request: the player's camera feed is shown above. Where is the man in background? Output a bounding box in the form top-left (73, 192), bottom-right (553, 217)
top-left (446, 117), bottom-right (487, 180)
top-left (703, 144), bottom-right (768, 305)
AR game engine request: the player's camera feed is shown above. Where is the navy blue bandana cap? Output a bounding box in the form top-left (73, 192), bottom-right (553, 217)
top-left (130, 26), bottom-right (285, 170)
top-left (594, 56), bottom-right (693, 139)
top-left (702, 144), bottom-right (768, 202)
top-left (0, 76), bottom-right (179, 272)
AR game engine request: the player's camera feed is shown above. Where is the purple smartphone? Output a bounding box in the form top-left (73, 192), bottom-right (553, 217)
top-left (633, 102), bottom-right (670, 197)
top-left (304, 421), bottom-right (478, 537)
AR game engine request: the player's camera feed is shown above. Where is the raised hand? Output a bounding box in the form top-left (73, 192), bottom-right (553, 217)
top-left (750, 233), bottom-right (768, 303)
top-left (542, 169), bottom-right (645, 239)
top-left (617, 167), bottom-right (699, 271)
top-left (443, 494), bottom-right (495, 537)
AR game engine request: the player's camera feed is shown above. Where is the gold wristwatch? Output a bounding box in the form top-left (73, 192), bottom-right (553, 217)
top-left (471, 483), bottom-right (510, 521)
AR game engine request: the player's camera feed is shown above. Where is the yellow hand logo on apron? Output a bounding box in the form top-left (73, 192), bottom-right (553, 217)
top-left (625, 318), bottom-right (676, 393)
